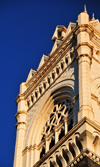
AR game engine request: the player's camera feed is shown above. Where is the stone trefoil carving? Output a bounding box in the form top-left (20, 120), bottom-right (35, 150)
top-left (42, 99), bottom-right (73, 137)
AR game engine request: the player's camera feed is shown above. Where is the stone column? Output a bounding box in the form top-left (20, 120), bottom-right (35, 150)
top-left (13, 102), bottom-right (27, 167)
top-left (54, 126), bottom-right (59, 143)
top-left (13, 83), bottom-right (27, 167)
top-left (45, 135), bottom-right (50, 152)
top-left (63, 117), bottom-right (68, 134)
top-left (76, 10), bottom-right (93, 121)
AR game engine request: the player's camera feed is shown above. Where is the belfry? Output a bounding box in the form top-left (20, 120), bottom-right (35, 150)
top-left (13, 7), bottom-right (100, 167)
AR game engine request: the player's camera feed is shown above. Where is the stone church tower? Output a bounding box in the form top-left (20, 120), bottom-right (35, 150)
top-left (13, 7), bottom-right (100, 167)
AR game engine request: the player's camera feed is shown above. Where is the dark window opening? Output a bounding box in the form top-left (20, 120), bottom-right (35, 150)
top-left (49, 138), bottom-right (55, 150)
top-left (69, 143), bottom-right (76, 158)
top-left (76, 136), bottom-right (83, 152)
top-left (56, 68), bottom-right (59, 75)
top-left (56, 155), bottom-right (62, 167)
top-left (35, 92), bottom-right (38, 98)
top-left (50, 126), bottom-right (54, 132)
top-left (50, 161), bottom-right (54, 167)
top-left (52, 73), bottom-right (55, 80)
top-left (62, 149), bottom-right (69, 164)
top-left (61, 63), bottom-right (64, 70)
top-left (43, 83), bottom-right (46, 89)
top-left (68, 107), bottom-right (72, 114)
top-left (48, 78), bottom-right (50, 84)
top-left (58, 31), bottom-right (61, 38)
top-left (58, 113), bottom-right (61, 118)
top-left (39, 87), bottom-right (42, 94)
top-left (31, 96), bottom-right (34, 103)
top-left (41, 135), bottom-right (45, 141)
top-left (46, 126), bottom-right (50, 133)
top-left (65, 58), bottom-right (68, 64)
top-left (64, 108), bottom-right (68, 114)
top-left (68, 119), bottom-right (73, 132)
top-left (70, 52), bottom-right (73, 60)
top-left (53, 106), bottom-right (56, 112)
top-left (59, 129), bottom-right (65, 140)
top-left (40, 147), bottom-right (45, 159)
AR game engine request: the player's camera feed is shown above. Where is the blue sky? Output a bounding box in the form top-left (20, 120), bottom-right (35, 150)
top-left (0, 0), bottom-right (100, 166)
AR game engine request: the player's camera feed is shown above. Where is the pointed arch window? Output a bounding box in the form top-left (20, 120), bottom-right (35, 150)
top-left (39, 97), bottom-right (73, 159)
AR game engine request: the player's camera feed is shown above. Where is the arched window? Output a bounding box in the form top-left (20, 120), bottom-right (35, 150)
top-left (52, 73), bottom-right (55, 80)
top-left (39, 87), bottom-right (74, 159)
top-left (56, 68), bottom-right (59, 75)
top-left (61, 63), bottom-right (64, 70)
top-left (65, 58), bottom-right (68, 64)
top-left (69, 143), bottom-right (76, 158)
top-left (43, 83), bottom-right (46, 89)
top-left (59, 129), bottom-right (65, 140)
top-left (48, 78), bottom-right (50, 85)
top-left (35, 92), bottom-right (38, 98)
top-left (31, 96), bottom-right (34, 103)
top-left (68, 119), bottom-right (73, 131)
top-left (39, 87), bottom-right (42, 94)
top-left (49, 138), bottom-right (55, 150)
top-left (40, 147), bottom-right (45, 159)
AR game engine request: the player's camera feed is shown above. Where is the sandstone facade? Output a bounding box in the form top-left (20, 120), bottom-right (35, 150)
top-left (13, 7), bottom-right (100, 167)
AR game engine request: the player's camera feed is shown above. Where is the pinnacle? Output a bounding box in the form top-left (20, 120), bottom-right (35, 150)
top-left (84, 4), bottom-right (87, 13)
top-left (92, 13), bottom-right (95, 21)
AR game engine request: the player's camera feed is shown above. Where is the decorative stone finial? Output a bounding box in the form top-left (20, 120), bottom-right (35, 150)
top-left (84, 4), bottom-right (87, 13)
top-left (92, 13), bottom-right (95, 21)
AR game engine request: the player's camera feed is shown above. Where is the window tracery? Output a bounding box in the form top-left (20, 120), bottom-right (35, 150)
top-left (41, 99), bottom-right (72, 137)
top-left (40, 98), bottom-right (73, 158)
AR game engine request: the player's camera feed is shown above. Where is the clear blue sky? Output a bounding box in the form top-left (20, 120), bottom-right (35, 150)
top-left (0, 0), bottom-right (100, 166)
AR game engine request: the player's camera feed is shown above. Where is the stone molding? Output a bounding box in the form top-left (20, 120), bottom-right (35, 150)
top-left (75, 42), bottom-right (93, 59)
top-left (16, 122), bottom-right (26, 126)
top-left (15, 23), bottom-right (100, 109)
top-left (22, 117), bottom-right (100, 158)
top-left (15, 111), bottom-right (27, 118)
top-left (91, 93), bottom-right (100, 107)
top-left (67, 149), bottom-right (100, 167)
top-left (33, 147), bottom-right (100, 167)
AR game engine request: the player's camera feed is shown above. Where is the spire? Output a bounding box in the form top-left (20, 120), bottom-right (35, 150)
top-left (84, 4), bottom-right (87, 13)
top-left (92, 13), bottom-right (95, 21)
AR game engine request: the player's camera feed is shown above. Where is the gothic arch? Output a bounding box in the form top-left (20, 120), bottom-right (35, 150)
top-left (24, 90), bottom-right (52, 147)
top-left (23, 83), bottom-right (75, 165)
top-left (24, 81), bottom-right (75, 146)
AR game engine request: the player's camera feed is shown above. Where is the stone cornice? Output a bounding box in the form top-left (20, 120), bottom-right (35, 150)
top-left (33, 148), bottom-right (100, 167)
top-left (75, 24), bottom-right (93, 36)
top-left (16, 122), bottom-right (26, 126)
top-left (15, 111), bottom-right (27, 118)
top-left (16, 55), bottom-right (76, 106)
top-left (16, 94), bottom-right (25, 104)
top-left (24, 41), bottom-right (75, 97)
top-left (25, 33), bottom-right (75, 88)
top-left (16, 23), bottom-right (100, 104)
top-left (26, 58), bottom-right (76, 112)
top-left (75, 42), bottom-right (93, 60)
top-left (68, 149), bottom-right (100, 167)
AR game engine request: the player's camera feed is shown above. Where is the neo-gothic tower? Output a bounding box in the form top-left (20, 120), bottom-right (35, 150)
top-left (14, 8), bottom-right (100, 167)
